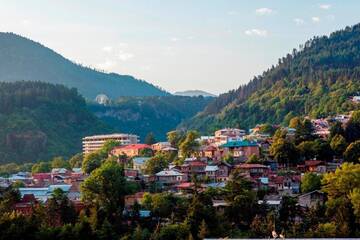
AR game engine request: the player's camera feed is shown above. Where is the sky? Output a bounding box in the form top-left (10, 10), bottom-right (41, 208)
top-left (1, 1), bottom-right (360, 95)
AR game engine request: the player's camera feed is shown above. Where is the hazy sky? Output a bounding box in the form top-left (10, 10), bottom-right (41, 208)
top-left (1, 1), bottom-right (360, 94)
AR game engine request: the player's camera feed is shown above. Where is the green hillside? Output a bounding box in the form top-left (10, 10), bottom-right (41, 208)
top-left (0, 81), bottom-right (111, 164)
top-left (88, 96), bottom-right (213, 140)
top-left (182, 23), bottom-right (360, 133)
top-left (0, 32), bottom-right (168, 99)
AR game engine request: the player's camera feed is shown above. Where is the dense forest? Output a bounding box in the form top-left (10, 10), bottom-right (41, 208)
top-left (88, 96), bottom-right (213, 141)
top-left (0, 32), bottom-right (168, 99)
top-left (0, 81), bottom-right (110, 164)
top-left (182, 23), bottom-right (360, 133)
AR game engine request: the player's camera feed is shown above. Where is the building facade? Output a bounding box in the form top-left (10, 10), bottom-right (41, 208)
top-left (82, 133), bottom-right (139, 154)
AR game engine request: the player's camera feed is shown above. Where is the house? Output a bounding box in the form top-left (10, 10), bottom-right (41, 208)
top-left (205, 165), bottom-right (219, 181)
top-left (180, 160), bottom-right (207, 179)
top-left (200, 145), bottom-right (218, 159)
top-left (155, 170), bottom-right (185, 186)
top-left (32, 173), bottom-right (52, 186)
top-left (19, 184), bottom-right (72, 202)
top-left (217, 162), bottom-right (232, 181)
top-left (110, 144), bottom-right (152, 158)
top-left (235, 163), bottom-right (269, 178)
top-left (152, 142), bottom-right (172, 151)
top-left (305, 160), bottom-right (326, 173)
top-left (67, 182), bottom-right (81, 201)
top-left (125, 169), bottom-right (139, 180)
top-left (258, 195), bottom-right (282, 210)
top-left (133, 157), bottom-right (150, 173)
top-left (51, 168), bottom-right (71, 183)
top-left (271, 175), bottom-right (301, 194)
top-left (214, 128), bottom-right (246, 146)
top-left (220, 140), bottom-right (260, 161)
top-left (14, 194), bottom-right (39, 215)
top-left (298, 190), bottom-right (325, 208)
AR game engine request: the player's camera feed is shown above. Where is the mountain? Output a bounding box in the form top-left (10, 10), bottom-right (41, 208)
top-left (0, 32), bottom-right (168, 99)
top-left (0, 81), bottom-right (111, 164)
top-left (88, 96), bottom-right (213, 141)
top-left (181, 23), bottom-right (360, 133)
top-left (174, 90), bottom-right (216, 97)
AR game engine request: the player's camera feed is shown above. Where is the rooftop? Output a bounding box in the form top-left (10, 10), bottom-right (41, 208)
top-left (83, 133), bottom-right (138, 140)
top-left (220, 140), bottom-right (258, 148)
top-left (156, 170), bottom-right (183, 177)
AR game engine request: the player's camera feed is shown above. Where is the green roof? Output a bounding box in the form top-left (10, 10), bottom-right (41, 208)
top-left (220, 140), bottom-right (258, 148)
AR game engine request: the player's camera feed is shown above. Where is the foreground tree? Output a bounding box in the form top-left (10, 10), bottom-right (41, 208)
top-left (321, 163), bottom-right (360, 236)
top-left (344, 140), bottom-right (360, 163)
top-left (81, 160), bottom-right (128, 225)
top-left (51, 156), bottom-right (71, 169)
top-left (179, 131), bottom-right (200, 158)
top-left (345, 110), bottom-right (360, 142)
top-left (69, 153), bottom-right (83, 168)
top-left (82, 152), bottom-right (102, 174)
top-left (330, 134), bottom-right (347, 157)
top-left (270, 138), bottom-right (298, 166)
top-left (144, 153), bottom-right (169, 175)
top-left (224, 169), bottom-right (257, 228)
top-left (45, 188), bottom-right (77, 226)
top-left (301, 172), bottom-right (322, 193)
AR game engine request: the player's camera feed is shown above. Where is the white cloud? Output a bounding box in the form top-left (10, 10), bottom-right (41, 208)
top-left (102, 46), bottom-right (113, 53)
top-left (245, 29), bottom-right (268, 37)
top-left (117, 50), bottom-right (134, 61)
top-left (170, 37), bottom-right (179, 42)
top-left (97, 60), bottom-right (117, 70)
top-left (294, 18), bottom-right (305, 25)
top-left (255, 8), bottom-right (273, 16)
top-left (319, 4), bottom-right (331, 10)
top-left (312, 16), bottom-right (320, 23)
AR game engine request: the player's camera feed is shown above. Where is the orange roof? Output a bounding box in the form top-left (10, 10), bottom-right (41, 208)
top-left (115, 144), bottom-right (151, 150)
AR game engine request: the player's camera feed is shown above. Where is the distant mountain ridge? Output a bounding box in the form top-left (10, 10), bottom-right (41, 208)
top-left (174, 90), bottom-right (216, 97)
top-left (88, 95), bottom-right (212, 141)
top-left (181, 23), bottom-right (360, 133)
top-left (0, 32), bottom-right (169, 99)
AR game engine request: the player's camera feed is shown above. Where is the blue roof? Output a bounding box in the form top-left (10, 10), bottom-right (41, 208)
top-left (133, 157), bottom-right (150, 165)
top-left (205, 182), bottom-right (226, 188)
top-left (260, 177), bottom-right (269, 184)
top-left (140, 210), bottom-right (151, 218)
top-left (220, 140), bottom-right (258, 148)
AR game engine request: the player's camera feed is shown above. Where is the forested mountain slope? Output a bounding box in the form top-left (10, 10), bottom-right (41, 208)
top-left (0, 81), bottom-right (111, 164)
top-left (88, 96), bottom-right (213, 140)
top-left (181, 23), bottom-right (360, 133)
top-left (0, 32), bottom-right (168, 99)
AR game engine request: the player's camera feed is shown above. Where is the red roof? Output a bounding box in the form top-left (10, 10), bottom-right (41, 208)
top-left (189, 160), bottom-right (207, 167)
top-left (21, 194), bottom-right (37, 203)
top-left (176, 182), bottom-right (194, 189)
top-left (305, 160), bottom-right (324, 167)
top-left (203, 145), bottom-right (217, 151)
top-left (32, 173), bottom-right (51, 180)
top-left (236, 163), bottom-right (268, 169)
top-left (115, 144), bottom-right (151, 150)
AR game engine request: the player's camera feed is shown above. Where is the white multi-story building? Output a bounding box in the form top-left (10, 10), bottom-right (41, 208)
top-left (82, 133), bottom-right (139, 154)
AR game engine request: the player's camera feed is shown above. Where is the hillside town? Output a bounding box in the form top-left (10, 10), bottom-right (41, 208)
top-left (1, 112), bottom-right (353, 221)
